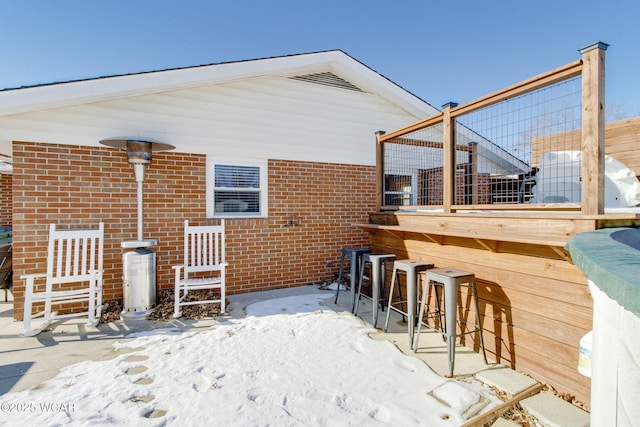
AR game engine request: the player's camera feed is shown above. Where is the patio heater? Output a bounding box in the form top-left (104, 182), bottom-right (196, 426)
top-left (99, 137), bottom-right (175, 317)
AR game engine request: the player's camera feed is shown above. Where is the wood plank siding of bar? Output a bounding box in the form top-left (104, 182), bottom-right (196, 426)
top-left (357, 210), bottom-right (640, 404)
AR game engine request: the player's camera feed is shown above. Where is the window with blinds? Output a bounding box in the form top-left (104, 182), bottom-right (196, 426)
top-left (208, 161), bottom-right (267, 218)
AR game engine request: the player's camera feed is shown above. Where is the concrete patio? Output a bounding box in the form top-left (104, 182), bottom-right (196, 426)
top-left (0, 285), bottom-right (589, 426)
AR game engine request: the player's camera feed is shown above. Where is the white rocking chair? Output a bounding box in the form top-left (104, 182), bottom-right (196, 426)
top-left (173, 220), bottom-right (227, 318)
top-left (21, 223), bottom-right (105, 337)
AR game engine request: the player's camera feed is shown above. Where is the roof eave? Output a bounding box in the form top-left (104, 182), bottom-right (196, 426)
top-left (0, 51), bottom-right (340, 116)
top-left (0, 50), bottom-right (436, 118)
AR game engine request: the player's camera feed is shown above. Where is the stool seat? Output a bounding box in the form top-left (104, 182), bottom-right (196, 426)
top-left (364, 253), bottom-right (397, 262)
top-left (427, 267), bottom-right (474, 280)
top-left (383, 259), bottom-right (434, 348)
top-left (414, 267), bottom-right (487, 377)
top-left (354, 253), bottom-right (396, 327)
top-left (334, 247), bottom-right (371, 309)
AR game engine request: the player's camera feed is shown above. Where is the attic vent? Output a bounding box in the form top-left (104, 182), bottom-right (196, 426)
top-left (289, 72), bottom-right (364, 92)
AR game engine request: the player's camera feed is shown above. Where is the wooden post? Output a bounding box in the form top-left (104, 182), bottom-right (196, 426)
top-left (469, 141), bottom-right (479, 204)
top-left (580, 42), bottom-right (608, 215)
top-left (442, 102), bottom-right (458, 213)
top-left (375, 130), bottom-right (386, 211)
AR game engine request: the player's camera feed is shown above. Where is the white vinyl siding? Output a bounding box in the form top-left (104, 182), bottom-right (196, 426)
top-left (0, 75), bottom-right (428, 166)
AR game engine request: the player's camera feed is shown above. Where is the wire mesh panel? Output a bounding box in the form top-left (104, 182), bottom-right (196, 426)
top-left (383, 124), bottom-right (444, 208)
top-left (455, 76), bottom-right (582, 206)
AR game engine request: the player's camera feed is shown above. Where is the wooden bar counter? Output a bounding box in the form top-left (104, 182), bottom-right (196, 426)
top-left (357, 209), bottom-right (640, 406)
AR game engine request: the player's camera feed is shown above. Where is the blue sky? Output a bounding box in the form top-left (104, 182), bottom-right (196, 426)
top-left (1, 0), bottom-right (639, 118)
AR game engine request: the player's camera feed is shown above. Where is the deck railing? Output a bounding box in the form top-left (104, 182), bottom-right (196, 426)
top-left (377, 42), bottom-right (608, 215)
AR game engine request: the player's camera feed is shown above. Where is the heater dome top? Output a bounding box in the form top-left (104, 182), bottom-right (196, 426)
top-left (99, 137), bottom-right (175, 152)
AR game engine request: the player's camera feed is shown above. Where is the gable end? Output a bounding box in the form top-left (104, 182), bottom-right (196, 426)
top-left (289, 72), bottom-right (364, 92)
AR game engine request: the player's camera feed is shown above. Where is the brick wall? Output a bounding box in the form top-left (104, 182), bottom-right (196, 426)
top-left (0, 173), bottom-right (11, 225)
top-left (418, 168), bottom-right (492, 205)
top-left (228, 159), bottom-right (376, 293)
top-left (12, 142), bottom-right (375, 319)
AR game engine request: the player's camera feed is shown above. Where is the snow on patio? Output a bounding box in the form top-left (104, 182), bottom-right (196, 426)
top-left (0, 293), bottom-right (499, 426)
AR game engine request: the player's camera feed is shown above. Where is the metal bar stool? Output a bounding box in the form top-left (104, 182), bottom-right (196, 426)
top-left (383, 259), bottom-right (434, 348)
top-left (413, 267), bottom-right (488, 377)
top-left (413, 275), bottom-right (446, 336)
top-left (334, 247), bottom-right (371, 310)
top-left (354, 253), bottom-right (396, 327)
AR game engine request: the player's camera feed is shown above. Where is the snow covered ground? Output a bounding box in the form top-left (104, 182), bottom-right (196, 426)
top-left (0, 293), bottom-right (499, 426)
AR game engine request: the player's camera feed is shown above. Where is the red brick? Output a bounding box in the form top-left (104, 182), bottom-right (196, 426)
top-left (10, 143), bottom-right (375, 320)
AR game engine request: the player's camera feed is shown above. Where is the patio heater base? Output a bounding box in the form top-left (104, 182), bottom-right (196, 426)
top-left (122, 247), bottom-right (156, 318)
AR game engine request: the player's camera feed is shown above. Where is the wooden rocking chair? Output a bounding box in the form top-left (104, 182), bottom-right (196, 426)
top-left (21, 223), bottom-right (104, 337)
top-left (173, 220), bottom-right (227, 318)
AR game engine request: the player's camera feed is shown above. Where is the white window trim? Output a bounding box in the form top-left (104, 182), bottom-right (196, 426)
top-left (206, 157), bottom-right (268, 219)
